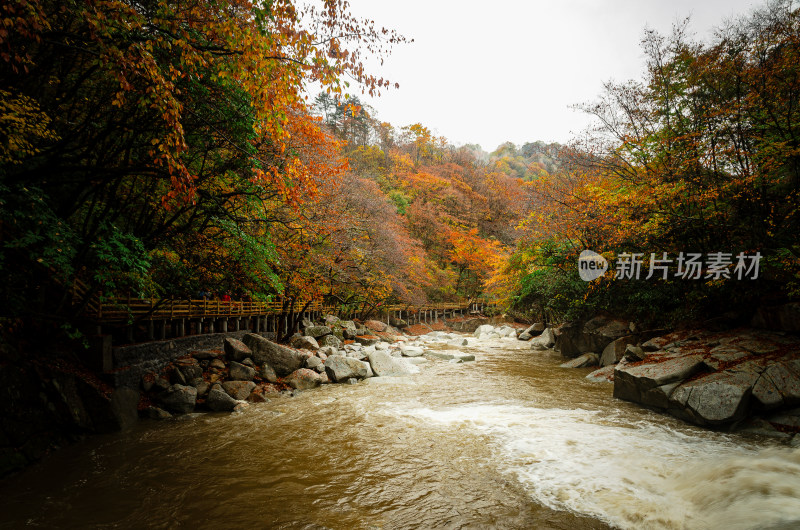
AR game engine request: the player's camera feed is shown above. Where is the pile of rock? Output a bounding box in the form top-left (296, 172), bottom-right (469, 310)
top-left (141, 315), bottom-right (482, 418)
top-left (609, 329), bottom-right (800, 433)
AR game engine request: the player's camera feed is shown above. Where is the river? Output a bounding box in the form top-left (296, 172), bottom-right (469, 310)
top-left (2, 335), bottom-right (799, 529)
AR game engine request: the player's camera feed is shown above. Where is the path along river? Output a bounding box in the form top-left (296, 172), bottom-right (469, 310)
top-left (2, 335), bottom-right (800, 529)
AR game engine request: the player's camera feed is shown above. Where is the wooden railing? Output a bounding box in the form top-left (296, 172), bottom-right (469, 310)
top-left (89, 296), bottom-right (494, 323)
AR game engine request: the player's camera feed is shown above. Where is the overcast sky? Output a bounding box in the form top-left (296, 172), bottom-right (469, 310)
top-left (342, 0), bottom-right (761, 152)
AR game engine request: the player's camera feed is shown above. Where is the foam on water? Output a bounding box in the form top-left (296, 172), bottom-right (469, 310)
top-left (394, 403), bottom-right (800, 530)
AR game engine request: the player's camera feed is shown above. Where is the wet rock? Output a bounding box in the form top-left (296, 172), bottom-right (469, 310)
top-left (207, 384), bottom-right (238, 412)
top-left (324, 356), bottom-right (369, 382)
top-left (668, 368), bottom-right (761, 425)
top-left (110, 387), bottom-right (139, 430)
top-left (452, 352), bottom-right (475, 362)
top-left (146, 406), bottom-right (172, 419)
top-left (614, 355), bottom-right (706, 404)
top-left (158, 384), bottom-right (197, 414)
top-left (404, 357), bottom-right (429, 365)
top-left (224, 338), bottom-right (252, 362)
top-left (518, 323), bottom-right (544, 341)
top-left (735, 417), bottom-right (791, 438)
top-left (426, 351), bottom-right (454, 361)
top-left (247, 392), bottom-right (270, 403)
top-left (361, 361), bottom-right (374, 378)
top-left (560, 353), bottom-right (599, 369)
top-left (233, 402), bottom-right (249, 413)
top-left (221, 381), bottom-right (256, 400)
top-left (229, 361), bottom-right (256, 381)
top-left (241, 333), bottom-right (303, 376)
top-left (791, 434), bottom-right (800, 448)
top-left (290, 335), bottom-right (320, 351)
top-left (285, 368), bottom-right (323, 390)
top-left (586, 365), bottom-right (615, 383)
top-left (367, 351), bottom-right (412, 377)
top-left (303, 325), bottom-right (332, 339)
top-left (529, 328), bottom-right (556, 351)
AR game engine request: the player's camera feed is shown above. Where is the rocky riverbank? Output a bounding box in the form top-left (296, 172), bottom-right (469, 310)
top-left (126, 316), bottom-right (517, 419)
top-left (516, 313), bottom-right (800, 446)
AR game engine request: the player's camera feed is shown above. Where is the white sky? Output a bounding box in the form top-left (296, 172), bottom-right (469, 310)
top-left (343, 0), bottom-right (761, 152)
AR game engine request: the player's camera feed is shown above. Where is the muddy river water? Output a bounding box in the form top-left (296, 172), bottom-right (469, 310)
top-left (2, 336), bottom-right (800, 529)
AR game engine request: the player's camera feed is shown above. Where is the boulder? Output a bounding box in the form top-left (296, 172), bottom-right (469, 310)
top-left (333, 320), bottom-right (358, 339)
top-left (324, 356), bottom-right (369, 382)
top-left (323, 314), bottom-right (340, 326)
top-left (586, 365), bottom-right (615, 383)
top-left (317, 346), bottom-right (338, 357)
top-left (221, 381), bottom-right (256, 400)
top-left (473, 324), bottom-right (494, 337)
top-left (305, 356), bottom-right (324, 372)
top-left (290, 335), bottom-right (320, 351)
top-left (614, 355), bottom-right (706, 404)
top-left (389, 317), bottom-right (408, 328)
top-left (303, 325), bottom-right (332, 339)
top-left (496, 326), bottom-right (518, 338)
top-left (146, 406), bottom-right (172, 419)
top-left (555, 317), bottom-right (630, 358)
top-left (751, 360), bottom-right (800, 410)
top-left (364, 320), bottom-right (387, 332)
top-left (260, 364), bottom-right (278, 383)
top-left (449, 317), bottom-right (490, 333)
top-left (452, 352), bottom-right (475, 362)
top-left (361, 361), bottom-right (374, 378)
top-left (560, 353), bottom-right (599, 369)
top-left (285, 369), bottom-right (323, 390)
top-left (191, 379), bottom-right (209, 396)
top-left (209, 358), bottom-right (226, 371)
top-left (622, 345), bottom-right (646, 362)
top-left (318, 334), bottom-right (344, 349)
top-left (110, 387), bottom-right (139, 430)
top-left (229, 361), bottom-right (256, 381)
top-left (241, 333), bottom-right (303, 376)
top-left (367, 350), bottom-right (412, 377)
top-left (529, 328), bottom-right (556, 351)
top-left (207, 384), bottom-right (238, 412)
top-left (600, 336), bottom-right (637, 367)
top-left (400, 345), bottom-right (425, 357)
top-left (224, 338), bottom-right (252, 362)
top-left (158, 384), bottom-right (197, 414)
top-left (354, 335), bottom-right (380, 346)
top-left (668, 368), bottom-right (761, 426)
top-left (518, 323), bottom-right (545, 341)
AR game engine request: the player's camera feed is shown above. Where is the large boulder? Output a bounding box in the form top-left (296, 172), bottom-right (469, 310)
top-left (303, 325), bottom-right (332, 339)
top-left (529, 328), bottom-right (556, 351)
top-left (229, 361), bottom-right (256, 381)
top-left (221, 381), bottom-right (256, 400)
top-left (473, 324), bottom-right (495, 337)
top-left (389, 317), bottom-right (408, 328)
top-left (324, 356), bottom-right (369, 382)
top-left (367, 350), bottom-right (412, 377)
top-left (158, 384), bottom-right (197, 414)
top-left (224, 337), bottom-right (253, 362)
top-left (354, 335), bottom-right (380, 346)
top-left (290, 335), bottom-right (320, 351)
top-left (614, 354), bottom-right (706, 405)
top-left (555, 316), bottom-right (630, 358)
top-left (305, 356), bottom-right (325, 373)
top-left (668, 368), bottom-right (761, 425)
top-left (241, 333), bottom-right (303, 376)
top-left (206, 384), bottom-right (238, 412)
top-left (285, 368), bottom-right (323, 390)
